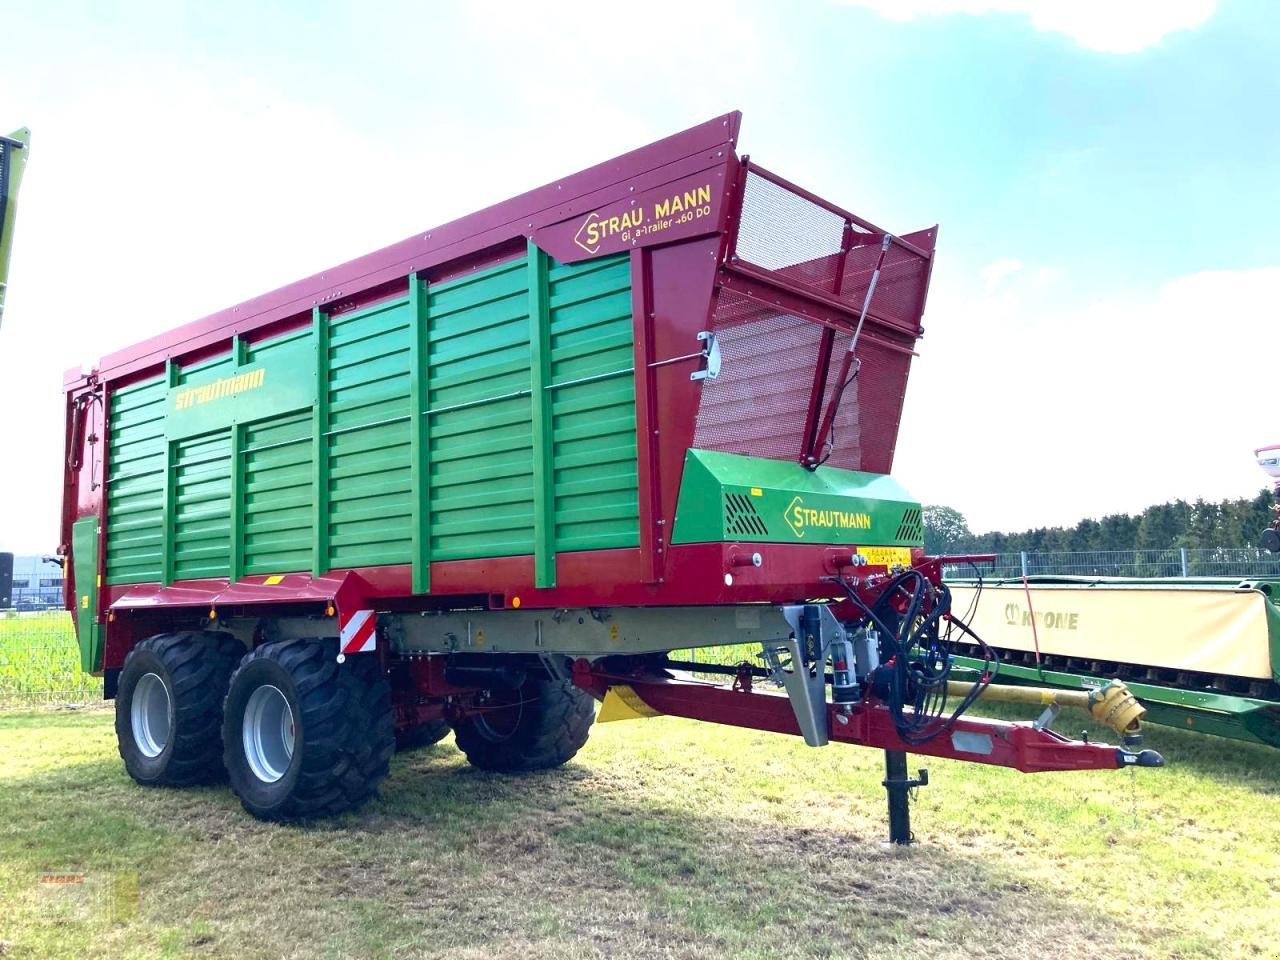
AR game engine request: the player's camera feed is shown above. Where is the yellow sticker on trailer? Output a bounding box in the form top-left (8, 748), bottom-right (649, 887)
top-left (856, 546), bottom-right (912, 567)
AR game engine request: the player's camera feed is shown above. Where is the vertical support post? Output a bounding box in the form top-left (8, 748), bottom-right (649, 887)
top-left (229, 336), bottom-right (247, 583)
top-left (229, 422), bottom-right (244, 582)
top-left (1180, 546), bottom-right (1189, 578)
top-left (311, 308), bottom-right (330, 577)
top-left (408, 272), bottom-right (432, 594)
top-left (94, 380), bottom-right (112, 618)
top-left (1020, 550), bottom-right (1029, 579)
top-left (630, 248), bottom-right (663, 584)
top-left (161, 359), bottom-right (178, 586)
top-left (883, 750), bottom-right (924, 845)
top-left (527, 239), bottom-right (556, 589)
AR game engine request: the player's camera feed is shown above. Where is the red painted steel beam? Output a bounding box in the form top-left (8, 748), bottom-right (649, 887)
top-left (78, 113), bottom-right (743, 387)
top-left (576, 668), bottom-right (1132, 774)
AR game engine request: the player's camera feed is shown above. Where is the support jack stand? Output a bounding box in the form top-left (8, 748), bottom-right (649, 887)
top-left (882, 750), bottom-right (928, 845)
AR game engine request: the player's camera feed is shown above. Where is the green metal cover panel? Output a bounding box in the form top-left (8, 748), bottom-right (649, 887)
top-left (242, 408), bottom-right (314, 575)
top-left (427, 258), bottom-right (535, 563)
top-left (71, 515), bottom-right (102, 672)
top-left (671, 449), bottom-right (923, 547)
top-left (325, 297), bottom-right (414, 569)
top-left (104, 246), bottom-right (639, 590)
top-left (547, 253), bottom-right (639, 555)
top-left (171, 429), bottom-right (232, 580)
top-left (106, 376), bottom-right (167, 584)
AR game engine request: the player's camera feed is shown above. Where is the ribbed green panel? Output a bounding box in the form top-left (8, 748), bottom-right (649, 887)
top-left (427, 258), bottom-right (535, 561)
top-left (171, 429), bottom-right (232, 580)
top-left (547, 253), bottom-right (639, 553)
top-left (242, 409), bottom-right (314, 574)
top-left (106, 376), bottom-right (167, 584)
top-left (103, 251), bottom-right (638, 589)
top-left (324, 298), bottom-right (413, 568)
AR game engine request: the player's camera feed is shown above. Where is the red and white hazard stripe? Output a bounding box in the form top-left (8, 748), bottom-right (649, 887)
top-left (339, 608), bottom-right (377, 654)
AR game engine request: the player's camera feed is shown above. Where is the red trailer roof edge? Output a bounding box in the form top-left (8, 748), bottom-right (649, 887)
top-left (86, 111), bottom-right (743, 387)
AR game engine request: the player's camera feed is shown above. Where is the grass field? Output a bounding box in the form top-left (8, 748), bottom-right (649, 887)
top-left (0, 613), bottom-right (98, 707)
top-left (2, 700), bottom-right (1278, 959)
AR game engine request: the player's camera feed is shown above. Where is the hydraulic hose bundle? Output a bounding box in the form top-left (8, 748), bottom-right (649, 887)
top-left (837, 570), bottom-right (998, 745)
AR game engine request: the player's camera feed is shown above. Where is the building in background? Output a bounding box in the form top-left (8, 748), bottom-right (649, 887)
top-left (4, 553), bottom-right (63, 610)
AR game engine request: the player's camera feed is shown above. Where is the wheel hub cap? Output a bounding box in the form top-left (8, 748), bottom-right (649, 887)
top-left (131, 672), bottom-right (172, 758)
top-left (243, 684), bottom-right (295, 783)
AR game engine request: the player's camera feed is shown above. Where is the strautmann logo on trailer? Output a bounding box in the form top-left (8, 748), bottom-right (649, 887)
top-left (172, 367), bottom-right (266, 410)
top-left (573, 183), bottom-right (714, 255)
top-left (784, 496), bottom-right (872, 539)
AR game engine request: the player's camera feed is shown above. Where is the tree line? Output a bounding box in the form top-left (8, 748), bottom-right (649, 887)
top-left (923, 488), bottom-right (1277, 555)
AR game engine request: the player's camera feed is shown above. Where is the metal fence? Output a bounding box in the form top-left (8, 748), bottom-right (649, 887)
top-left (0, 610), bottom-right (99, 707)
top-left (942, 547), bottom-right (1280, 581)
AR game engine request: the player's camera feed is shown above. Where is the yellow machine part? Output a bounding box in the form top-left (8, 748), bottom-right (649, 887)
top-left (947, 678), bottom-right (1145, 738)
top-left (949, 583), bottom-right (1273, 679)
top-left (597, 685), bottom-right (664, 723)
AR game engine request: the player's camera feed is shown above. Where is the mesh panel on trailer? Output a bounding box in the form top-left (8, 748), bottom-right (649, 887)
top-left (693, 291), bottom-right (828, 463)
top-left (735, 170), bottom-right (870, 289)
top-left (698, 165), bottom-right (930, 474)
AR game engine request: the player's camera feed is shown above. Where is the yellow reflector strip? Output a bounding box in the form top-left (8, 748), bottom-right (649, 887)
top-left (856, 546), bottom-right (912, 567)
top-left (750, 487), bottom-right (763, 497)
top-left (597, 685), bottom-right (663, 723)
top-left (263, 575), bottom-right (285, 585)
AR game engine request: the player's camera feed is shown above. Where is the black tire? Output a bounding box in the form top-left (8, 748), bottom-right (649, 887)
top-left (115, 631), bottom-right (245, 787)
top-left (452, 672), bottom-right (595, 772)
top-left (395, 719), bottom-right (452, 752)
top-left (222, 639), bottom-right (394, 821)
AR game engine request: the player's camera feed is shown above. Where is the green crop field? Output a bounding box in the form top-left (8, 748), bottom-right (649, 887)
top-left (2, 700), bottom-right (1277, 959)
top-left (0, 613), bottom-right (99, 707)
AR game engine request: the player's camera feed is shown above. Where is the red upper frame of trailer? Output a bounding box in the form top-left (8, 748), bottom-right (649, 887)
top-left (68, 113), bottom-right (746, 387)
top-left (66, 111), bottom-right (933, 389)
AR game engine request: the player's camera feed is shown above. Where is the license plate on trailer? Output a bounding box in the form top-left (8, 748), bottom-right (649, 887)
top-left (856, 546), bottom-right (912, 567)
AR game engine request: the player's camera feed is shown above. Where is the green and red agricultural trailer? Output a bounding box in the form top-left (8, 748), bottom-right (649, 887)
top-left (59, 112), bottom-right (1158, 837)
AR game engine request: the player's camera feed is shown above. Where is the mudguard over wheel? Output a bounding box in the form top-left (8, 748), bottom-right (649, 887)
top-left (452, 672), bottom-right (595, 772)
top-left (115, 631), bottom-right (245, 787)
top-left (222, 639), bottom-right (394, 820)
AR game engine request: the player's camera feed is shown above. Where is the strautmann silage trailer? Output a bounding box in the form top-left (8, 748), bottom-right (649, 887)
top-left (58, 113), bottom-right (1159, 838)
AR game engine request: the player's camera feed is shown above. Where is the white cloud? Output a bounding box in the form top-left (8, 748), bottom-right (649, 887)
top-left (979, 257), bottom-right (1024, 290)
top-left (895, 263), bottom-right (1280, 533)
top-left (839, 0), bottom-right (1218, 53)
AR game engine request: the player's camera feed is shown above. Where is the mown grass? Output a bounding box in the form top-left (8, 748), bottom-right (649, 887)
top-left (2, 701), bottom-right (1277, 959)
top-left (0, 613), bottom-right (99, 707)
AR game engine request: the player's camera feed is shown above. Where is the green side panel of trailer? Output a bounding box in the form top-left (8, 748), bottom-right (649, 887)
top-left (104, 247), bottom-right (638, 589)
top-left (171, 429), bottom-right (233, 580)
top-left (71, 515), bottom-right (102, 672)
top-left (671, 449), bottom-right (923, 547)
top-left (427, 257), bottom-right (535, 564)
top-left (547, 252), bottom-right (640, 559)
top-left (241, 408), bottom-right (314, 576)
top-left (106, 376), bottom-right (168, 584)
top-left (325, 296), bottom-right (415, 569)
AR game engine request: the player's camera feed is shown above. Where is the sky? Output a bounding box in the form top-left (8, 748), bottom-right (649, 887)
top-left (1, 0), bottom-right (1278, 552)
